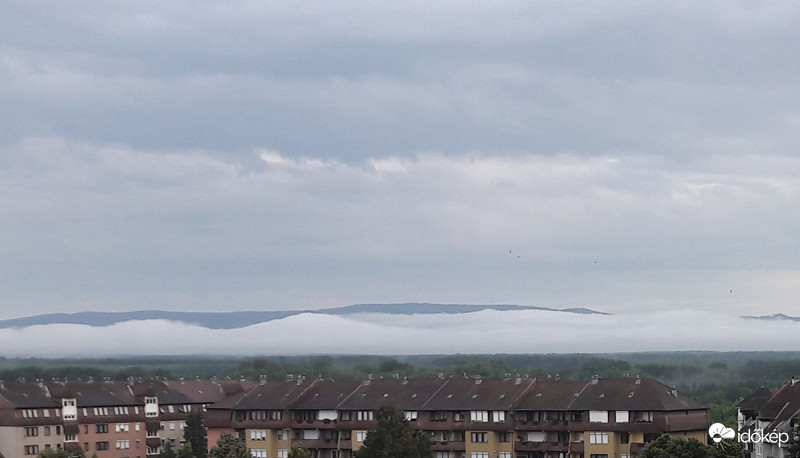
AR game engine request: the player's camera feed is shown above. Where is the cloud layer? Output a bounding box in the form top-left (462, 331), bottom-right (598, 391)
top-left (0, 309), bottom-right (796, 357)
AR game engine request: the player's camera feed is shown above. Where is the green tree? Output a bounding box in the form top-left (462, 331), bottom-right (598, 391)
top-left (184, 410), bottom-right (208, 458)
top-left (353, 404), bottom-right (432, 458)
top-left (287, 448), bottom-right (313, 458)
top-left (209, 432), bottom-right (250, 458)
top-left (158, 442), bottom-right (177, 458)
top-left (38, 449), bottom-right (87, 458)
top-left (177, 443), bottom-right (197, 458)
top-left (643, 434), bottom-right (716, 458)
top-left (788, 414), bottom-right (800, 458)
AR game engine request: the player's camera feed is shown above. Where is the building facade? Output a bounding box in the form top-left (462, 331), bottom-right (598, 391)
top-left (0, 377), bottom-right (250, 458)
top-left (737, 378), bottom-right (800, 458)
top-left (207, 374), bottom-right (710, 458)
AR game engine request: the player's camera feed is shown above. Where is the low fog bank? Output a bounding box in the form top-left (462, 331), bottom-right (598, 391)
top-left (0, 309), bottom-right (793, 357)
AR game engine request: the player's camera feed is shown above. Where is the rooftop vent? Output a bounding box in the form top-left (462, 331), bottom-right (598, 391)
top-left (591, 375), bottom-right (599, 385)
top-left (635, 375), bottom-right (641, 384)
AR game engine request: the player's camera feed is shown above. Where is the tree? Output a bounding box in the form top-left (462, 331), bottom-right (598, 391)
top-left (287, 448), bottom-right (313, 458)
top-left (38, 449), bottom-right (87, 458)
top-left (353, 404), bottom-right (432, 458)
top-left (158, 442), bottom-right (177, 458)
top-left (177, 443), bottom-right (197, 458)
top-left (643, 434), bottom-right (716, 458)
top-left (184, 410), bottom-right (208, 458)
top-left (209, 432), bottom-right (250, 458)
top-left (788, 414), bottom-right (800, 458)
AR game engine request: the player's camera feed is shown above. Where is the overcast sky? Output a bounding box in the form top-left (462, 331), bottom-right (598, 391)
top-left (3, 1), bottom-right (800, 322)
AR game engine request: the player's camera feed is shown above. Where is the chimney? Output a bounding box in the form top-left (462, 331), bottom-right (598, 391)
top-left (287, 374), bottom-right (294, 382)
top-left (591, 375), bottom-right (599, 385)
top-left (792, 376), bottom-right (797, 387)
top-left (635, 374), bottom-right (641, 384)
top-left (259, 375), bottom-right (267, 385)
top-left (671, 386), bottom-right (678, 397)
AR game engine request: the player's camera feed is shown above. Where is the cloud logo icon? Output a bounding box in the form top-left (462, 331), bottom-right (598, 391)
top-left (708, 423), bottom-right (736, 443)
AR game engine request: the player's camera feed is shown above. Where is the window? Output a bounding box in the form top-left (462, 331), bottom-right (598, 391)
top-left (93, 407), bottom-right (109, 416)
top-left (116, 423), bottom-right (130, 432)
top-left (117, 440), bottom-right (131, 450)
top-left (470, 411), bottom-right (488, 422)
top-left (271, 410), bottom-right (283, 421)
top-left (589, 455), bottom-right (609, 458)
top-left (277, 430), bottom-right (284, 440)
top-left (65, 434), bottom-right (78, 442)
top-left (643, 433), bottom-right (660, 443)
top-left (620, 455), bottom-right (630, 458)
top-left (435, 453), bottom-right (453, 458)
top-left (615, 411), bottom-right (629, 423)
top-left (470, 432), bottom-right (488, 443)
top-left (634, 411), bottom-right (654, 422)
top-left (25, 426), bottom-right (39, 437)
top-left (168, 405), bottom-right (175, 413)
top-left (45, 426), bottom-right (51, 436)
top-left (497, 432), bottom-right (511, 443)
top-left (620, 432), bottom-right (630, 444)
top-left (251, 450), bottom-right (267, 458)
top-left (22, 409), bottom-right (38, 418)
top-left (470, 453), bottom-right (488, 458)
top-left (431, 411), bottom-right (447, 421)
top-left (589, 411), bottom-right (609, 423)
top-left (492, 411), bottom-right (506, 422)
top-left (277, 450), bottom-right (288, 458)
top-left (170, 422), bottom-right (176, 430)
top-left (25, 445), bottom-right (40, 455)
top-left (251, 430), bottom-right (267, 441)
top-left (589, 432), bottom-right (609, 444)
top-left (453, 412), bottom-right (464, 422)
top-left (404, 411), bottom-right (418, 421)
top-left (56, 425), bottom-right (61, 435)
top-left (498, 453), bottom-right (511, 458)
top-left (96, 424), bottom-right (109, 434)
top-left (96, 442), bottom-right (110, 451)
top-left (356, 431), bottom-right (368, 442)
top-left (340, 411), bottom-right (352, 421)
top-left (357, 411), bottom-right (373, 421)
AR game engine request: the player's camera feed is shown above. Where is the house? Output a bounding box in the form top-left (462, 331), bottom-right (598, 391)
top-left (206, 374), bottom-right (710, 458)
top-left (737, 377), bottom-right (800, 458)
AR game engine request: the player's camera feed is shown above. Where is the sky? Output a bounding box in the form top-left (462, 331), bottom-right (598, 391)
top-left (2, 1), bottom-right (800, 324)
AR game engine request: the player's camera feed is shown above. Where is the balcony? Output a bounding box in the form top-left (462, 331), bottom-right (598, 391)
top-left (430, 441), bottom-right (465, 451)
top-left (514, 441), bottom-right (568, 453)
top-left (630, 442), bottom-right (646, 454)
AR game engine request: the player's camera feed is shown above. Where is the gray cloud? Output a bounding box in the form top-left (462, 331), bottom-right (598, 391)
top-left (2, 2), bottom-right (800, 331)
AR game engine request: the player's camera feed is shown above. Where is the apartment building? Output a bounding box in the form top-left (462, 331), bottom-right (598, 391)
top-left (737, 378), bottom-right (800, 458)
top-left (0, 377), bottom-right (250, 458)
top-left (0, 380), bottom-right (65, 457)
top-left (206, 374), bottom-right (710, 458)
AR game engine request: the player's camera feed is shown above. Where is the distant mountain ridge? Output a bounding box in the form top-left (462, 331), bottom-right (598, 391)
top-left (742, 313), bottom-right (800, 322)
top-left (0, 303), bottom-right (608, 330)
